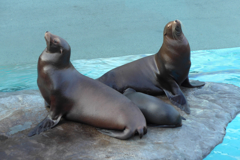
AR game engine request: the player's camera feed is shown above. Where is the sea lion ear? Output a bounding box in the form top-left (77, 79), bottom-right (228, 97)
top-left (60, 48), bottom-right (63, 53)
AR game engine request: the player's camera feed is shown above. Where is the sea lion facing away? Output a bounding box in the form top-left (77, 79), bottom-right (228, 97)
top-left (98, 20), bottom-right (205, 114)
top-left (28, 32), bottom-right (147, 140)
top-left (123, 88), bottom-right (184, 127)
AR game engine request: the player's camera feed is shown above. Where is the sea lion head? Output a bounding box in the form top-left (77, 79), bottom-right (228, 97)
top-left (163, 20), bottom-right (183, 40)
top-left (44, 31), bottom-right (71, 66)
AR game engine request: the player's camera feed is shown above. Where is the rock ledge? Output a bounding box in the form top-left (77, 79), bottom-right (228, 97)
top-left (0, 82), bottom-right (240, 160)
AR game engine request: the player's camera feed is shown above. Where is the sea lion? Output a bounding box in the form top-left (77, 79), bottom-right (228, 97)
top-left (123, 88), bottom-right (183, 127)
top-left (98, 20), bottom-right (205, 114)
top-left (28, 32), bottom-right (147, 140)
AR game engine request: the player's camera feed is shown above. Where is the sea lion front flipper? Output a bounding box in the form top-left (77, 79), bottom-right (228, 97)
top-left (28, 95), bottom-right (65, 137)
top-left (181, 78), bottom-right (205, 88)
top-left (163, 89), bottom-right (190, 114)
top-left (45, 101), bottom-right (50, 108)
top-left (159, 78), bottom-right (190, 114)
top-left (28, 114), bottom-right (61, 137)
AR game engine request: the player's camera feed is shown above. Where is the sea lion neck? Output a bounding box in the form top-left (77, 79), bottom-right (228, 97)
top-left (39, 48), bottom-right (71, 68)
top-left (162, 33), bottom-right (189, 52)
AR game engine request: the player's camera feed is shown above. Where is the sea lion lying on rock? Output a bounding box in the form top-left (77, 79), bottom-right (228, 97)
top-left (123, 88), bottom-right (184, 127)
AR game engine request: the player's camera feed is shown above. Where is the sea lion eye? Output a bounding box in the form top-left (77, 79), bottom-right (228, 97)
top-left (53, 39), bottom-right (58, 44)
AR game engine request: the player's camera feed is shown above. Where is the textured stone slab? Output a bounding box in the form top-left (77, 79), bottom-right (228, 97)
top-left (0, 82), bottom-right (240, 160)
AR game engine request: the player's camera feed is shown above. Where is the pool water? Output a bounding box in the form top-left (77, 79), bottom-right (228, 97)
top-left (0, 48), bottom-right (240, 159)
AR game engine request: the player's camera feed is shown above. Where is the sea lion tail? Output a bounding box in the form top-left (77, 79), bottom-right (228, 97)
top-left (28, 115), bottom-right (61, 137)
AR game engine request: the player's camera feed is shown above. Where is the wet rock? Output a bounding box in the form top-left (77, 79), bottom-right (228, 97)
top-left (0, 82), bottom-right (240, 160)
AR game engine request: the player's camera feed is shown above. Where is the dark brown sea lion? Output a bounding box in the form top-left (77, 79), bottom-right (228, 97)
top-left (98, 20), bottom-right (205, 114)
top-left (28, 32), bottom-right (147, 140)
top-left (123, 88), bottom-right (184, 127)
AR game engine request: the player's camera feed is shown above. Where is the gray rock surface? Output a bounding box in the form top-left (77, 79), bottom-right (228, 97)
top-left (0, 82), bottom-right (240, 160)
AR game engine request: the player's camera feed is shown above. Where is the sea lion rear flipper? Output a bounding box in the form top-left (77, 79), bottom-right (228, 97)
top-left (148, 124), bottom-right (182, 128)
top-left (181, 78), bottom-right (205, 88)
top-left (97, 127), bottom-right (146, 140)
top-left (181, 116), bottom-right (186, 120)
top-left (159, 78), bottom-right (190, 114)
top-left (97, 128), bottom-right (133, 140)
top-left (123, 88), bottom-right (137, 96)
top-left (28, 114), bottom-right (61, 137)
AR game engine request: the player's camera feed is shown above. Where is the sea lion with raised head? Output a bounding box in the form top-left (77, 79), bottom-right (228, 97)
top-left (28, 32), bottom-right (147, 140)
top-left (123, 88), bottom-right (184, 127)
top-left (98, 20), bottom-right (205, 114)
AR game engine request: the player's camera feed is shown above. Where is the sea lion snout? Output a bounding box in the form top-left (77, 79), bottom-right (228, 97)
top-left (44, 32), bottom-right (51, 43)
top-left (174, 20), bottom-right (180, 23)
top-left (172, 20), bottom-right (182, 38)
top-left (173, 20), bottom-right (181, 28)
top-left (44, 31), bottom-right (50, 36)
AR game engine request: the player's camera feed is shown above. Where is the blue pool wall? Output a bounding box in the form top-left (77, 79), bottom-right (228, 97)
top-left (1, 0), bottom-right (240, 65)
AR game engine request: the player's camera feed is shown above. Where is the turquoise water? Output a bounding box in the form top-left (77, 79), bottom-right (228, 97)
top-left (0, 48), bottom-right (240, 159)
